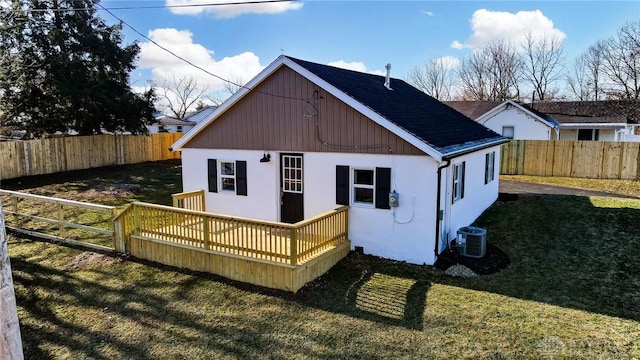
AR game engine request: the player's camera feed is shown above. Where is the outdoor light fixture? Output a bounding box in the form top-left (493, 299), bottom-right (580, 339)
top-left (260, 151), bottom-right (271, 163)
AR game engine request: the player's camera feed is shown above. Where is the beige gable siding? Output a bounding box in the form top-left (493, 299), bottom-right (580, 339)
top-left (184, 66), bottom-right (424, 155)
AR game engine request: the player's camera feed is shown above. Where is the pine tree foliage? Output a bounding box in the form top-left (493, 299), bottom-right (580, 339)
top-left (0, 0), bottom-right (156, 137)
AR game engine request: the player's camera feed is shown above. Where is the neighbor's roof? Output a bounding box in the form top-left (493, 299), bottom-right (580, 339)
top-left (172, 56), bottom-right (507, 160)
top-left (157, 117), bottom-right (194, 126)
top-left (529, 100), bottom-right (640, 125)
top-left (445, 101), bottom-right (502, 120)
top-left (183, 105), bottom-right (217, 124)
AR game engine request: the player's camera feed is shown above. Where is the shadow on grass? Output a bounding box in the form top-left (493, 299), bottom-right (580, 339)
top-left (433, 193), bottom-right (640, 322)
top-left (11, 250), bottom-right (321, 359)
top-left (295, 252), bottom-right (431, 330)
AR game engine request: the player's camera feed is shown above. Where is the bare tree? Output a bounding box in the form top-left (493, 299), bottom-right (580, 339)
top-left (567, 43), bottom-right (604, 100)
top-left (0, 202), bottom-right (24, 360)
top-left (406, 57), bottom-right (457, 100)
top-left (521, 33), bottom-right (565, 102)
top-left (155, 75), bottom-right (210, 119)
top-left (600, 21), bottom-right (640, 99)
top-left (457, 41), bottom-right (522, 101)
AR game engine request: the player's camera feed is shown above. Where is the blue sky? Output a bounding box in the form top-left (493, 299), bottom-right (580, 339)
top-left (99, 1), bottom-right (640, 104)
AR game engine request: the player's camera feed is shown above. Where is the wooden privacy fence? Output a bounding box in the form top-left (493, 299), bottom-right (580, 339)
top-left (0, 189), bottom-right (120, 252)
top-left (114, 201), bottom-right (350, 291)
top-left (501, 140), bottom-right (640, 179)
top-left (0, 133), bottom-right (183, 180)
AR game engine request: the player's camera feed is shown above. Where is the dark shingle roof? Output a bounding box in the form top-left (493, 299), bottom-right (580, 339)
top-left (530, 100), bottom-right (640, 124)
top-left (288, 57), bottom-right (504, 156)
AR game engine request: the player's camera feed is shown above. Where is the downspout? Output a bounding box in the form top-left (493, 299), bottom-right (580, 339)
top-left (434, 159), bottom-right (450, 259)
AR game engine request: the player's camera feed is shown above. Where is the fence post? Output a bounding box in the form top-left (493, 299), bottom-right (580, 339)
top-left (58, 203), bottom-right (65, 238)
top-left (290, 227), bottom-right (298, 266)
top-left (200, 191), bottom-right (206, 212)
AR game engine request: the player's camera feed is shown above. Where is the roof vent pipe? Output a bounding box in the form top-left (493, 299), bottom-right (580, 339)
top-left (384, 63), bottom-right (392, 90)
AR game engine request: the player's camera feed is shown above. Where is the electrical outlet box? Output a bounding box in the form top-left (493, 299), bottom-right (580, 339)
top-left (389, 191), bottom-right (399, 207)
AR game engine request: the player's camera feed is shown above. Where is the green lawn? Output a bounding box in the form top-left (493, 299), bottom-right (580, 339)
top-left (3, 162), bottom-right (640, 359)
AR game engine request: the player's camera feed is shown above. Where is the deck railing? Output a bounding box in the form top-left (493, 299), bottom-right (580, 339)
top-left (0, 189), bottom-right (120, 251)
top-left (115, 201), bottom-right (349, 265)
top-left (171, 190), bottom-right (205, 211)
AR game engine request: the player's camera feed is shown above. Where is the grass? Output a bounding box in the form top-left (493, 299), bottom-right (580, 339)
top-left (3, 161), bottom-right (640, 359)
top-left (502, 174), bottom-right (640, 198)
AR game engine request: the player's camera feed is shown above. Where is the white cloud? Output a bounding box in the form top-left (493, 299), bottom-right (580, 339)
top-left (422, 10), bottom-right (435, 17)
top-left (165, 0), bottom-right (303, 18)
top-left (452, 9), bottom-right (566, 49)
top-left (327, 60), bottom-right (385, 75)
top-left (138, 28), bottom-right (264, 91)
top-left (137, 28), bottom-right (265, 111)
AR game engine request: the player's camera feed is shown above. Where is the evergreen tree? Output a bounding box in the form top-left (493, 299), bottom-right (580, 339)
top-left (0, 0), bottom-right (156, 137)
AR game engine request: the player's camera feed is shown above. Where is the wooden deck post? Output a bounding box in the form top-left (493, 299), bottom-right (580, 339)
top-left (290, 228), bottom-right (298, 266)
top-left (202, 215), bottom-right (210, 250)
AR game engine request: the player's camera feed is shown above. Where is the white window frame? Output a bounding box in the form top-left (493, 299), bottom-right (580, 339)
top-left (219, 160), bottom-right (236, 193)
top-left (502, 126), bottom-right (515, 139)
top-left (485, 151), bottom-right (495, 184)
top-left (452, 162), bottom-right (465, 203)
top-left (351, 168), bottom-right (375, 207)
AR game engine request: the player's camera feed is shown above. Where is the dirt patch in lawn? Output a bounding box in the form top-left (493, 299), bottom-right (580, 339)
top-left (66, 251), bottom-right (122, 269)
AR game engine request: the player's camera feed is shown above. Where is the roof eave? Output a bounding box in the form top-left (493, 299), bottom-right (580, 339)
top-left (441, 137), bottom-right (510, 160)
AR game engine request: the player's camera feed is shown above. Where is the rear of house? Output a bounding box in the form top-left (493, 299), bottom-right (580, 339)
top-left (172, 56), bottom-right (507, 265)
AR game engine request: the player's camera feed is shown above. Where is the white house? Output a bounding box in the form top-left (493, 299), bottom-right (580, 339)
top-left (531, 100), bottom-right (640, 142)
top-left (476, 100), bottom-right (560, 140)
top-left (448, 100), bottom-right (559, 140)
top-left (448, 100), bottom-right (640, 142)
top-left (171, 56), bottom-right (508, 266)
top-left (148, 116), bottom-right (195, 134)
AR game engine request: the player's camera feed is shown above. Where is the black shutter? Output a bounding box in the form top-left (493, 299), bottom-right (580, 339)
top-left (236, 160), bottom-right (247, 196)
top-left (375, 167), bottom-right (391, 209)
top-left (460, 162), bottom-right (465, 199)
top-left (336, 165), bottom-right (349, 205)
top-left (208, 159), bottom-right (218, 193)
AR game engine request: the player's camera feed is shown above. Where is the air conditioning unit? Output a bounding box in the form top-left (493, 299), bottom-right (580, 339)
top-left (456, 226), bottom-right (487, 258)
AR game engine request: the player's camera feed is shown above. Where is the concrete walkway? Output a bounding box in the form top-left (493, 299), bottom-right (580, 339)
top-left (499, 180), bottom-right (639, 199)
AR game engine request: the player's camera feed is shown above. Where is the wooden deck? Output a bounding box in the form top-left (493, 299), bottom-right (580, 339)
top-left (115, 201), bottom-right (350, 292)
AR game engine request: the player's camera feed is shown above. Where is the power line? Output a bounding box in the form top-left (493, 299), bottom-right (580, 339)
top-left (96, 2), bottom-right (308, 102)
top-left (7, 0), bottom-right (300, 13)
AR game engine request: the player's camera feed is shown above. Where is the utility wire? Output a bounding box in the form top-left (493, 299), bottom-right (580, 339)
top-left (97, 2), bottom-right (308, 102)
top-left (7, 0), bottom-right (299, 13)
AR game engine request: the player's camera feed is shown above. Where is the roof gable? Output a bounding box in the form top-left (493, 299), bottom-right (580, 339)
top-left (474, 100), bottom-right (559, 128)
top-left (172, 56), bottom-right (507, 159)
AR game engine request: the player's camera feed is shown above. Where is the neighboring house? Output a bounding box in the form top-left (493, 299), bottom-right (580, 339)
top-left (148, 116), bottom-right (195, 134)
top-left (171, 56), bottom-right (507, 266)
top-left (448, 100), bottom-right (560, 140)
top-left (448, 99), bottom-right (640, 142)
top-left (183, 105), bottom-right (217, 124)
top-left (530, 100), bottom-right (640, 142)
top-left (148, 106), bottom-right (217, 134)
